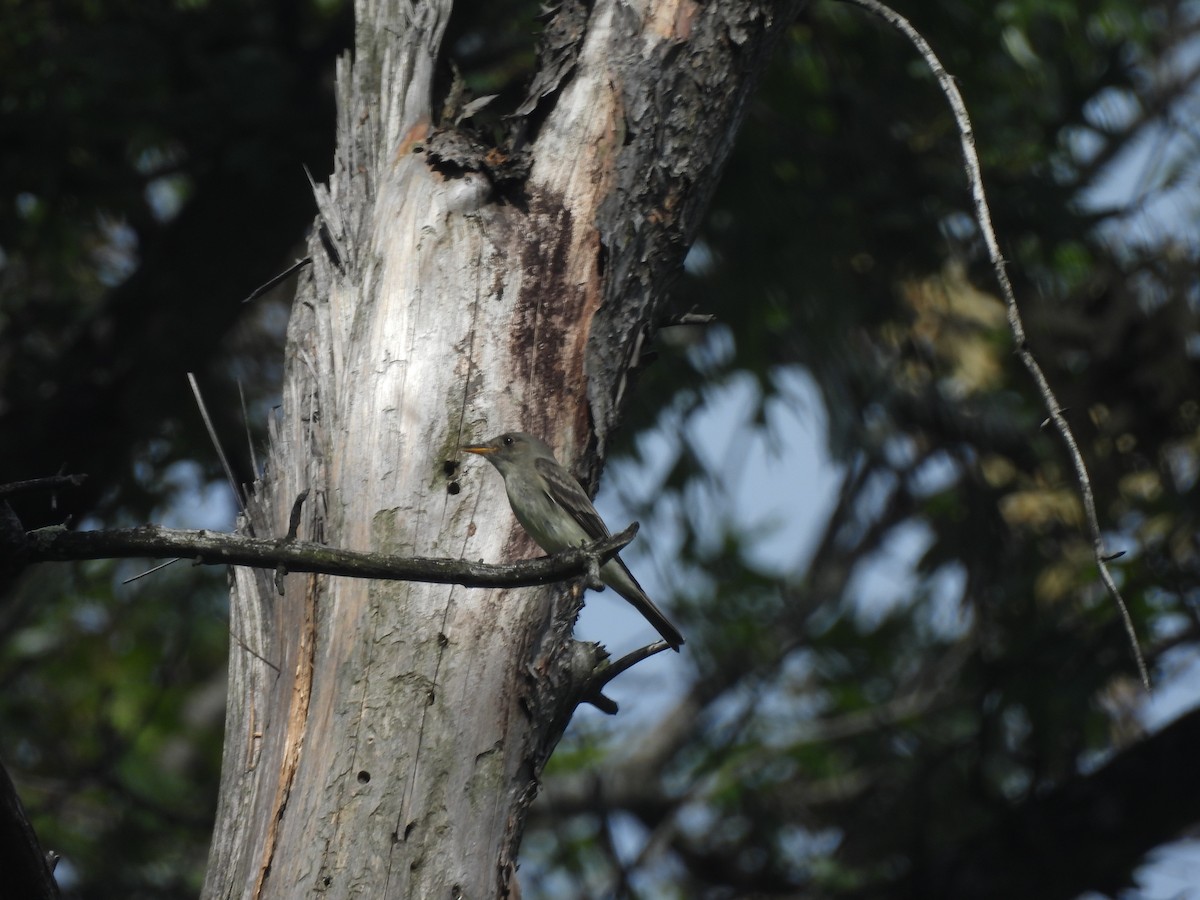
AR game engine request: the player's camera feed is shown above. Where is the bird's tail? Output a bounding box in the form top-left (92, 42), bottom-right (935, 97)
top-left (628, 590), bottom-right (685, 651)
top-left (606, 558), bottom-right (685, 650)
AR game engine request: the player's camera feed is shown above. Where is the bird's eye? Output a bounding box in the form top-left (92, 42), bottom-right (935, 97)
top-left (503, 435), bottom-right (514, 446)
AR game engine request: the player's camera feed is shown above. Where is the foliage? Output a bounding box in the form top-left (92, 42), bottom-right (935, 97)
top-left (1, 0), bottom-right (1198, 897)
top-left (1, 561), bottom-right (227, 898)
top-left (539, 0), bottom-right (1200, 896)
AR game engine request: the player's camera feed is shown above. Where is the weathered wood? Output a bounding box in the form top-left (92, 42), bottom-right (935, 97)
top-left (202, 1), bottom-right (799, 897)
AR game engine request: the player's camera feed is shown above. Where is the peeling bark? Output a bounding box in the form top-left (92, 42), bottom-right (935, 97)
top-left (202, 1), bottom-right (800, 897)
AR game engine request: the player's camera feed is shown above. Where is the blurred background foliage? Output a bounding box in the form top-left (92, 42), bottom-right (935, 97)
top-left (2, 0), bottom-right (1199, 897)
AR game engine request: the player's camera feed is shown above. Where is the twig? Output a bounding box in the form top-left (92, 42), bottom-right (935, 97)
top-left (237, 379), bottom-right (260, 482)
top-left (121, 558), bottom-right (181, 585)
top-left (588, 641), bottom-right (672, 696)
top-left (286, 490), bottom-right (309, 541)
top-left (837, 0), bottom-right (1150, 689)
top-left (241, 257), bottom-right (312, 304)
top-left (187, 373), bottom-right (247, 519)
top-left (577, 640), bottom-right (673, 715)
top-left (23, 522), bottom-right (641, 590)
top-left (274, 490), bottom-right (310, 593)
top-left (0, 475), bottom-right (87, 500)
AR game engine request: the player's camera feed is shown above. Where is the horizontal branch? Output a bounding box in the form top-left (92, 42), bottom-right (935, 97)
top-left (0, 474), bottom-right (87, 500)
top-left (22, 522), bottom-right (639, 589)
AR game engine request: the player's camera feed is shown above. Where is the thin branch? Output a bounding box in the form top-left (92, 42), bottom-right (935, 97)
top-left (576, 640), bottom-right (672, 715)
top-left (837, 0), bottom-right (1150, 690)
top-left (237, 379), bottom-right (260, 479)
top-left (187, 373), bottom-right (247, 519)
top-left (241, 257), bottom-right (312, 304)
top-left (587, 641), bottom-right (672, 695)
top-left (121, 558), bottom-right (181, 585)
top-left (0, 475), bottom-right (87, 500)
top-left (22, 522), bottom-right (640, 590)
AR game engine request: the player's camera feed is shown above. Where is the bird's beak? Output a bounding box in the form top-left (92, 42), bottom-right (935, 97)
top-left (460, 444), bottom-right (496, 455)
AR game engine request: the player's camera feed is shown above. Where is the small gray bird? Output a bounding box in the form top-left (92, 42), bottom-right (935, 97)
top-left (461, 432), bottom-right (684, 650)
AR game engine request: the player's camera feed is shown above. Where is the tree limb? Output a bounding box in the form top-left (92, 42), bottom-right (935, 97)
top-left (20, 522), bottom-right (640, 591)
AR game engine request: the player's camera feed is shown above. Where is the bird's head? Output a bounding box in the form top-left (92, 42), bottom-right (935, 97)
top-left (460, 432), bottom-right (556, 476)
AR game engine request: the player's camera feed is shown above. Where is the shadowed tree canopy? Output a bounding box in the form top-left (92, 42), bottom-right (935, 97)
top-left (2, 0), bottom-right (1198, 897)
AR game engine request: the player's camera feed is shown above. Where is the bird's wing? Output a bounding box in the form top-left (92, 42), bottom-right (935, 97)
top-left (535, 456), bottom-right (684, 649)
top-left (534, 456), bottom-right (610, 540)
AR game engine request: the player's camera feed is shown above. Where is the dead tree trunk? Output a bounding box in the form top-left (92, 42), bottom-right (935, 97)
top-left (202, 1), bottom-right (798, 897)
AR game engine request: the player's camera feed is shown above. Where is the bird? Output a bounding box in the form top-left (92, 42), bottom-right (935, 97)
top-left (461, 432), bottom-right (684, 650)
